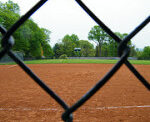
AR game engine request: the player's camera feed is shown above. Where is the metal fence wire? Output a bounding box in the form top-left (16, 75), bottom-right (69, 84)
top-left (0, 0), bottom-right (150, 121)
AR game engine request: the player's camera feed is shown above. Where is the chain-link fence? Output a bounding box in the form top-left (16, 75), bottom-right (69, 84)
top-left (0, 0), bottom-right (150, 122)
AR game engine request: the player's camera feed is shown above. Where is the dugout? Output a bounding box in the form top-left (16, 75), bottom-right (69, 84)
top-left (0, 51), bottom-right (24, 62)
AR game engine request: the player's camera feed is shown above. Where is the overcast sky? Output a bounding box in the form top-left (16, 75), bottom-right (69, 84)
top-left (1, 0), bottom-right (150, 48)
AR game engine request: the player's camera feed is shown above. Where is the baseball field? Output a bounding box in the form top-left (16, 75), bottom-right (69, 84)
top-left (0, 59), bottom-right (150, 121)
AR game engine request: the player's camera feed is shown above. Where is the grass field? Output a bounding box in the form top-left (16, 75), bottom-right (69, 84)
top-left (1, 59), bottom-right (150, 65)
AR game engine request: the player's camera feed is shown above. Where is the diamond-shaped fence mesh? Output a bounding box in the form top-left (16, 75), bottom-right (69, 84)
top-left (0, 0), bottom-right (150, 122)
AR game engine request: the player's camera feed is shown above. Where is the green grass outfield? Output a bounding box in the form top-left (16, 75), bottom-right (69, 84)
top-left (1, 59), bottom-right (150, 65)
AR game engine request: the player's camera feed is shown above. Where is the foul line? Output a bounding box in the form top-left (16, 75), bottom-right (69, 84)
top-left (0, 105), bottom-right (149, 111)
top-left (95, 105), bottom-right (150, 110)
top-left (7, 65), bottom-right (17, 69)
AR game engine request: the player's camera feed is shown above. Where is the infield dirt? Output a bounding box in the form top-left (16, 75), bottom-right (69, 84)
top-left (0, 64), bottom-right (150, 121)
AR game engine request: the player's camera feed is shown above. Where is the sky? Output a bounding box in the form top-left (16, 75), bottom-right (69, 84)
top-left (1, 0), bottom-right (150, 48)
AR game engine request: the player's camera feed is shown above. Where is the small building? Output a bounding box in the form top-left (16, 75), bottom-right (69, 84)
top-left (74, 48), bottom-right (81, 52)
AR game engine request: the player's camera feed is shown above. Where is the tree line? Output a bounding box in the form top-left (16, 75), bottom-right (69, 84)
top-left (53, 34), bottom-right (95, 58)
top-left (136, 46), bottom-right (150, 59)
top-left (52, 26), bottom-right (137, 58)
top-left (0, 1), bottom-right (149, 59)
top-left (0, 0), bottom-right (53, 58)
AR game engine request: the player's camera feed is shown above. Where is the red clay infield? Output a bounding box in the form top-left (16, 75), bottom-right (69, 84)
top-left (0, 64), bottom-right (150, 121)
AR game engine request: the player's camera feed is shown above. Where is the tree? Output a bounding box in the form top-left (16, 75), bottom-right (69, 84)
top-left (104, 32), bottom-right (128, 57)
top-left (53, 35), bottom-right (95, 58)
top-left (0, 5), bottom-right (20, 28)
top-left (78, 40), bottom-right (95, 57)
top-left (53, 43), bottom-right (64, 58)
top-left (0, 1), bottom-right (53, 58)
top-left (62, 34), bottom-right (79, 57)
top-left (70, 34), bottom-right (79, 46)
top-left (42, 43), bottom-right (54, 58)
top-left (88, 25), bottom-right (108, 57)
top-left (100, 32), bottom-right (136, 57)
top-left (0, 0), bottom-right (20, 14)
top-left (40, 28), bottom-right (53, 58)
top-left (53, 34), bottom-right (81, 58)
top-left (0, 1), bottom-right (23, 52)
top-left (138, 46), bottom-right (150, 59)
top-left (40, 28), bottom-right (51, 44)
top-left (114, 32), bottom-right (136, 57)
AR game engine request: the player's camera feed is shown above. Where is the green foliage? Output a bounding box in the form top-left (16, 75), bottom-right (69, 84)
top-left (59, 54), bottom-right (68, 59)
top-left (129, 45), bottom-right (137, 57)
top-left (62, 34), bottom-right (79, 57)
top-left (0, 1), bottom-right (138, 59)
top-left (42, 43), bottom-right (54, 58)
top-left (88, 26), bottom-right (108, 42)
top-left (142, 46), bottom-right (150, 58)
top-left (88, 27), bottom-right (137, 57)
top-left (101, 40), bottom-right (118, 57)
top-left (53, 34), bottom-right (80, 58)
top-left (0, 0), bottom-right (52, 58)
top-left (0, 7), bottom-right (20, 28)
top-left (112, 32), bottom-right (136, 57)
top-left (0, 0), bottom-right (20, 14)
top-left (78, 40), bottom-right (95, 57)
top-left (88, 25), bottom-right (109, 56)
top-left (100, 32), bottom-right (122, 57)
top-left (137, 46), bottom-right (150, 59)
top-left (53, 43), bottom-right (64, 58)
top-left (53, 34), bottom-right (95, 58)
top-left (115, 32), bottom-right (128, 40)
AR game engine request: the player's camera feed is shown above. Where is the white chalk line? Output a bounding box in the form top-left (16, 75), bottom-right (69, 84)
top-left (0, 108), bottom-right (59, 111)
top-left (0, 105), bottom-right (149, 111)
top-left (0, 65), bottom-right (17, 71)
top-left (95, 105), bottom-right (150, 110)
top-left (7, 65), bottom-right (17, 69)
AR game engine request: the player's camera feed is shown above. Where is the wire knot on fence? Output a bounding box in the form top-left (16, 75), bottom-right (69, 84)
top-left (0, 0), bottom-right (150, 122)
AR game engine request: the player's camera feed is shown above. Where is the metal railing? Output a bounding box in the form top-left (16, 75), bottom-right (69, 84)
top-left (0, 0), bottom-right (149, 121)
